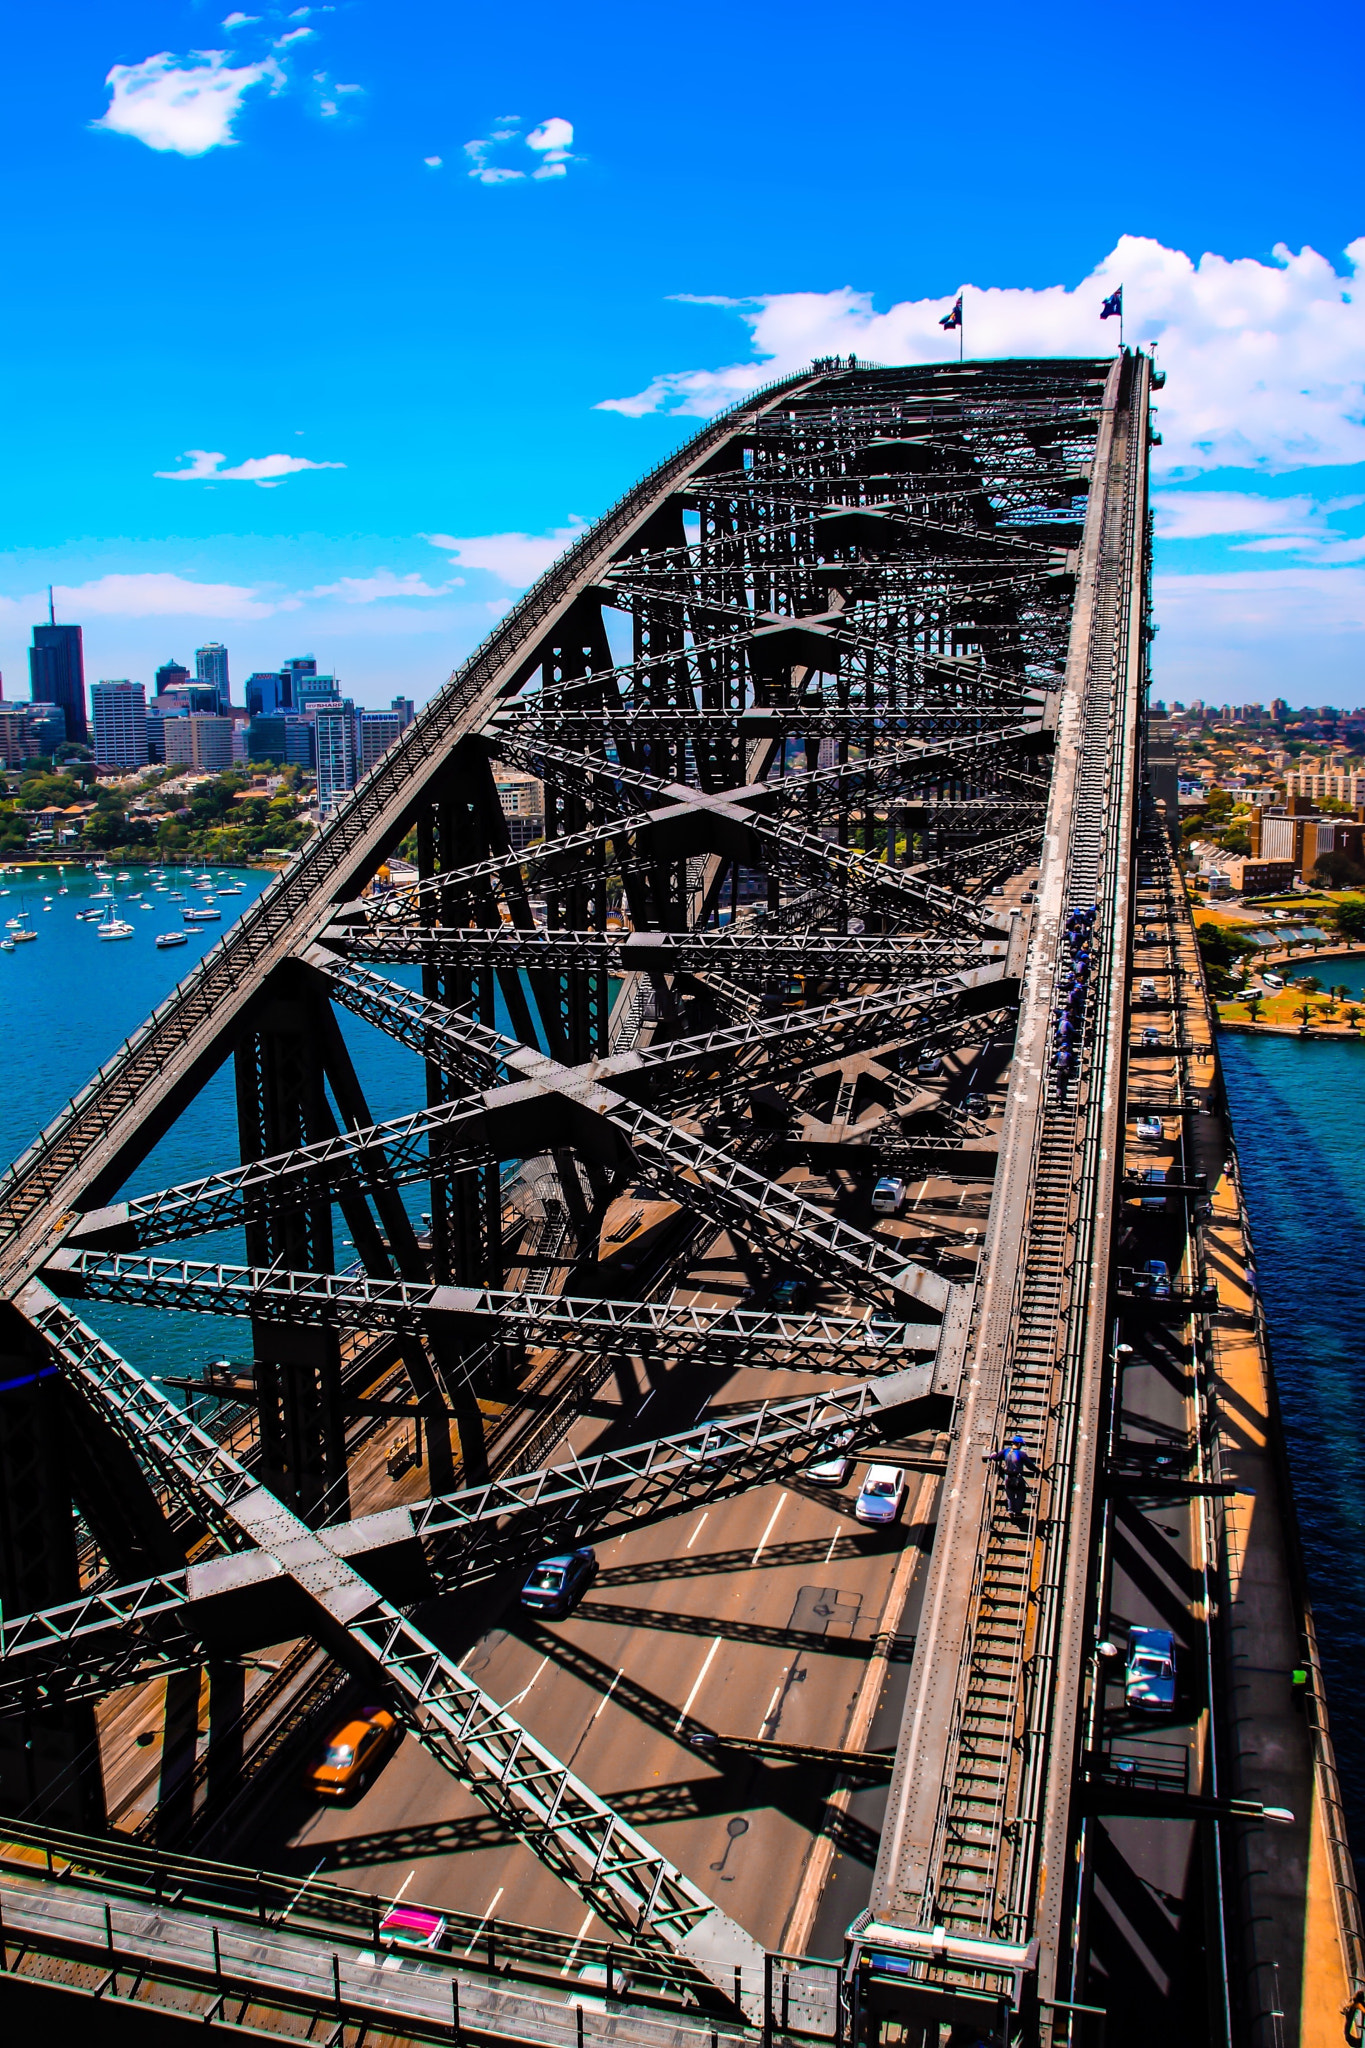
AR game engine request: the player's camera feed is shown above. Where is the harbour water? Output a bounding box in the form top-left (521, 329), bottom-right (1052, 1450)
top-left (3, 870), bottom-right (1362, 1856)
top-left (0, 863), bottom-right (425, 1381)
top-left (1219, 1025), bottom-right (1365, 1866)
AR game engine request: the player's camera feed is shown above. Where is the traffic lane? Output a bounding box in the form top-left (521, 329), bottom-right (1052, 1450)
top-left (805, 1476), bottom-right (942, 1958)
top-left (278, 1453), bottom-right (918, 1949)
top-left (1087, 1816), bottom-right (1208, 2044)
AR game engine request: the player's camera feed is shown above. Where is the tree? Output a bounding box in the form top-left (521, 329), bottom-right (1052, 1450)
top-left (1334, 896), bottom-right (1365, 941)
top-left (1246, 994), bottom-right (1263, 1021)
top-left (1298, 999), bottom-right (1314, 1030)
top-left (1312, 852), bottom-right (1365, 890)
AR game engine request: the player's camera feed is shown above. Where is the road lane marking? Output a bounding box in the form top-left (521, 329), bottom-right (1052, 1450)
top-left (760, 1674), bottom-right (786, 1731)
top-left (588, 1670), bottom-right (622, 1724)
top-left (463, 1885), bottom-right (505, 1956)
top-left (751, 1490), bottom-right (788, 1565)
top-left (685, 1511), bottom-right (710, 1551)
top-left (391, 1868), bottom-right (416, 1906)
top-left (673, 1636), bottom-right (723, 1731)
top-left (503, 1655), bottom-right (549, 1711)
top-left (823, 1529), bottom-right (842, 1564)
top-left (563, 1907), bottom-right (597, 1975)
top-left (912, 1179), bottom-right (930, 1208)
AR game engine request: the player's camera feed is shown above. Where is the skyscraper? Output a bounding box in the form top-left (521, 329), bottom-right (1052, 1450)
top-left (195, 643), bottom-right (230, 714)
top-left (91, 681), bottom-right (148, 770)
top-left (390, 696), bottom-right (416, 729)
top-left (280, 656), bottom-right (318, 709)
top-left (155, 659), bottom-right (191, 699)
top-left (245, 672), bottom-right (286, 718)
top-left (29, 592), bottom-right (87, 744)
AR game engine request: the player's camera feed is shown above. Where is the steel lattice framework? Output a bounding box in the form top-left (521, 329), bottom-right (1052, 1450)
top-left (0, 355), bottom-right (1131, 2020)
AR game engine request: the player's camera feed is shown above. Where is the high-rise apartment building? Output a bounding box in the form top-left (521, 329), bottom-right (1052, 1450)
top-left (91, 681), bottom-right (148, 770)
top-left (314, 699), bottom-right (357, 812)
top-left (0, 700), bottom-right (67, 766)
top-left (356, 708), bottom-right (402, 775)
top-left (29, 598), bottom-right (87, 744)
top-left (195, 643), bottom-right (230, 714)
top-left (162, 714), bottom-right (234, 774)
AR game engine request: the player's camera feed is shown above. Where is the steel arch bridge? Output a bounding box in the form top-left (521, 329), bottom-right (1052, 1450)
top-left (0, 352), bottom-right (1161, 2038)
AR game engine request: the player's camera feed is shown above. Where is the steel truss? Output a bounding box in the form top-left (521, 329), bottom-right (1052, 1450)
top-left (0, 1356), bottom-right (937, 1713)
top-left (0, 356), bottom-right (1119, 1995)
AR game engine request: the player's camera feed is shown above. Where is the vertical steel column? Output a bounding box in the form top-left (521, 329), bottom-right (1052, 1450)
top-left (0, 1308), bottom-right (106, 1827)
top-left (233, 977), bottom-right (345, 1525)
top-left (541, 600), bottom-right (615, 1061)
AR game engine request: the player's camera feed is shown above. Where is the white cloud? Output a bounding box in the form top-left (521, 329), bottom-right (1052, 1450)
top-left (305, 571), bottom-right (456, 603)
top-left (426, 523), bottom-right (587, 587)
top-left (154, 449), bottom-right (345, 487)
top-left (464, 114), bottom-right (577, 184)
top-left (94, 48), bottom-right (281, 156)
top-left (599, 235), bottom-right (1365, 479)
top-left (424, 155), bottom-right (442, 167)
top-left (527, 116), bottom-right (573, 154)
top-left (275, 26), bottom-right (315, 45)
top-left (0, 575), bottom-right (282, 622)
top-left (221, 12), bottom-right (259, 26)
top-left (1154, 492), bottom-right (1325, 540)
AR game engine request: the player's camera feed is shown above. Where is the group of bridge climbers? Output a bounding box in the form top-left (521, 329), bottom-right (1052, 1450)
top-left (1053, 902), bottom-right (1098, 1085)
top-left (810, 352), bottom-right (858, 371)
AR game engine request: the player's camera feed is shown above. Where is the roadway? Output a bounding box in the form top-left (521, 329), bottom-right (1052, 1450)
top-left (229, 1350), bottom-right (943, 1954)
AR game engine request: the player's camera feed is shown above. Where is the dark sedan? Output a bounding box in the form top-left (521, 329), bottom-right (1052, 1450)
top-left (520, 1548), bottom-right (598, 1618)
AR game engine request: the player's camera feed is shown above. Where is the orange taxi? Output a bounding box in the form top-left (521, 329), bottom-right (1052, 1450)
top-left (309, 1707), bottom-right (399, 1801)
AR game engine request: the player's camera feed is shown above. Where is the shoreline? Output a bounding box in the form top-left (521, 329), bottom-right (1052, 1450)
top-left (1218, 1019), bottom-right (1365, 1040)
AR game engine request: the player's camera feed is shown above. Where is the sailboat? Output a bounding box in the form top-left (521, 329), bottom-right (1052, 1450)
top-left (97, 905), bottom-right (136, 940)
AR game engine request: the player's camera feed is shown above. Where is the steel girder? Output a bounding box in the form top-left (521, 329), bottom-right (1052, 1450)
top-left (0, 358), bottom-right (1118, 1978)
top-left (16, 1283), bottom-right (770, 1982)
top-left (44, 1251), bottom-right (937, 1365)
top-left (324, 922), bottom-right (994, 980)
top-left (0, 1354), bottom-right (934, 1713)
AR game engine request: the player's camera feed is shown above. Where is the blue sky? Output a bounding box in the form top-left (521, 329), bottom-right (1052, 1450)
top-left (2, 0), bottom-right (1363, 710)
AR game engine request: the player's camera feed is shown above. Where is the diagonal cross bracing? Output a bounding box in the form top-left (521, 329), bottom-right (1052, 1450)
top-left (16, 1283), bottom-right (768, 1984)
top-left (0, 1361), bottom-right (935, 1709)
top-left (44, 1249), bottom-right (936, 1366)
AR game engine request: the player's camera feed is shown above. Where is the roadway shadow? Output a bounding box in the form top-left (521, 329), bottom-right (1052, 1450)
top-left (568, 1598), bottom-right (908, 1660)
top-left (1085, 1815), bottom-right (1209, 2047)
top-left (594, 1533), bottom-right (870, 1587)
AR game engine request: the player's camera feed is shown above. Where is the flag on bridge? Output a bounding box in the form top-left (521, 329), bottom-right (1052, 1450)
top-left (1100, 286), bottom-right (1123, 320)
top-left (940, 295), bottom-right (963, 331)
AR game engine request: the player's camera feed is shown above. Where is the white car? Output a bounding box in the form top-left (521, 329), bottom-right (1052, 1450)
top-left (1134, 1116), bottom-right (1164, 1142)
top-left (805, 1450), bottom-right (852, 1486)
top-left (854, 1465), bottom-right (906, 1525)
top-left (1138, 979), bottom-right (1157, 999)
top-left (871, 1175), bottom-right (906, 1215)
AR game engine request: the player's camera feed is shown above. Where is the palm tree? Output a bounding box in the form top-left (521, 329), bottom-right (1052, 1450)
top-left (1298, 998), bottom-right (1314, 1031)
top-left (1246, 994), bottom-right (1263, 1022)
